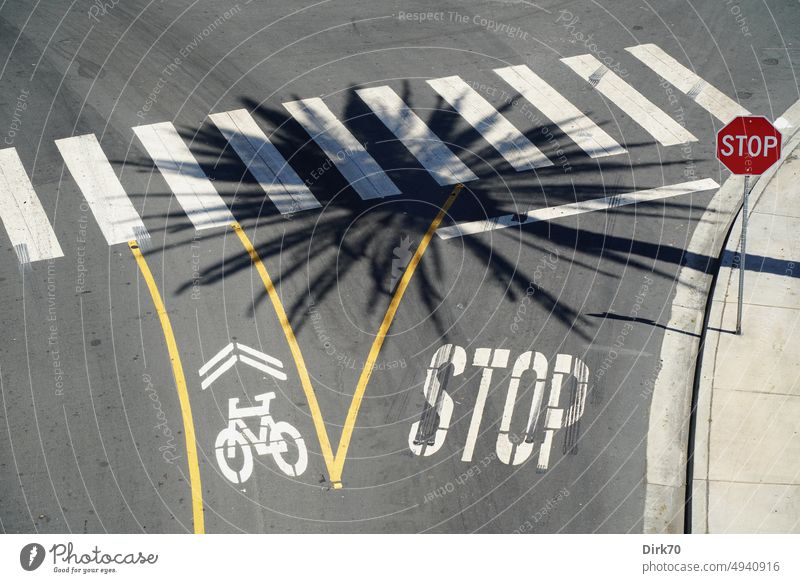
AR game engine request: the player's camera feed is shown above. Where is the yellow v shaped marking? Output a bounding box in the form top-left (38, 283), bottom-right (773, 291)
top-left (232, 184), bottom-right (463, 488)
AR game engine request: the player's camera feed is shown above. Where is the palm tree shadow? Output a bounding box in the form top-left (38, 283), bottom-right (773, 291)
top-left (118, 80), bottom-right (707, 341)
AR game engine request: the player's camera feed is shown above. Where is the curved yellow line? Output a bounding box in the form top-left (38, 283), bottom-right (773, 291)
top-left (129, 241), bottom-right (204, 534)
top-left (331, 184), bottom-right (464, 485)
top-left (232, 184), bottom-right (463, 489)
top-left (231, 223), bottom-right (337, 477)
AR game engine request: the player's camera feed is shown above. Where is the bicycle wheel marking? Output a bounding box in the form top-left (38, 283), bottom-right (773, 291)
top-left (215, 392), bottom-right (308, 484)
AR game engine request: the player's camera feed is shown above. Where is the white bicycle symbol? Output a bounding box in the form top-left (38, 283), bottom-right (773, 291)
top-left (215, 392), bottom-right (308, 484)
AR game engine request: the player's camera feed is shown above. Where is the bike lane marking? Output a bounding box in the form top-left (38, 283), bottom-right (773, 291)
top-left (232, 185), bottom-right (463, 488)
top-left (231, 222), bottom-right (338, 479)
top-left (330, 183), bottom-right (464, 487)
top-left (129, 240), bottom-right (205, 534)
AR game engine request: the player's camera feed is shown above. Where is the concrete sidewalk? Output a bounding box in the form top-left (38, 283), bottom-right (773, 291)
top-left (692, 137), bottom-right (800, 533)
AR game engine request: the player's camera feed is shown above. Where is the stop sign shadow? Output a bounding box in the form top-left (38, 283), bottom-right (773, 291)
top-left (716, 115), bottom-right (782, 175)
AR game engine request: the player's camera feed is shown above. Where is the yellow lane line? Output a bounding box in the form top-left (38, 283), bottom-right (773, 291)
top-left (128, 241), bottom-right (204, 534)
top-left (232, 184), bottom-right (463, 488)
top-left (231, 222), bottom-right (337, 477)
top-left (330, 184), bottom-right (464, 487)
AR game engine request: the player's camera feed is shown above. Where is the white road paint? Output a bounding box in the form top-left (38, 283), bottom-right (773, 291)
top-left (775, 116), bottom-right (794, 132)
top-left (235, 342), bottom-right (284, 369)
top-left (408, 344), bottom-right (466, 456)
top-left (200, 354), bottom-right (237, 391)
top-left (494, 64), bottom-right (626, 158)
top-left (410, 344), bottom-right (590, 470)
top-left (625, 43), bottom-right (750, 124)
top-left (462, 348), bottom-right (510, 462)
top-left (208, 109), bottom-right (321, 214)
top-left (216, 392), bottom-right (308, 482)
top-left (55, 134), bottom-right (150, 247)
top-left (496, 351), bottom-right (549, 466)
top-left (238, 355), bottom-right (286, 379)
top-left (538, 354), bottom-right (588, 471)
top-left (356, 86), bottom-right (478, 185)
top-left (199, 342), bottom-right (286, 390)
top-left (283, 98), bottom-right (400, 199)
top-left (133, 121), bottom-right (235, 230)
top-left (561, 54), bottom-right (697, 147)
top-left (199, 342), bottom-right (236, 377)
top-left (437, 178), bottom-right (720, 239)
top-left (426, 75), bottom-right (552, 171)
top-left (0, 147), bottom-right (64, 264)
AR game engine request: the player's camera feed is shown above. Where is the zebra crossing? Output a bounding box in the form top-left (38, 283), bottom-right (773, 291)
top-left (132, 121), bottom-right (235, 231)
top-left (0, 43), bottom-right (751, 266)
top-left (55, 134), bottom-right (151, 247)
top-left (0, 148), bottom-right (63, 264)
top-left (356, 85), bottom-right (479, 185)
top-left (625, 44), bottom-right (750, 123)
top-left (560, 54), bottom-right (698, 147)
top-left (283, 98), bottom-right (401, 200)
top-left (208, 109), bottom-right (322, 213)
top-left (427, 75), bottom-right (552, 171)
top-left (494, 64), bottom-right (627, 159)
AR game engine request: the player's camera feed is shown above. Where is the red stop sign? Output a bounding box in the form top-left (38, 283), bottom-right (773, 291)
top-left (716, 116), bottom-right (782, 175)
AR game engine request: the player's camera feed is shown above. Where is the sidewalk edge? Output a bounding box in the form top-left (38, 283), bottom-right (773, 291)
top-left (687, 129), bottom-right (800, 533)
top-left (643, 99), bottom-right (800, 534)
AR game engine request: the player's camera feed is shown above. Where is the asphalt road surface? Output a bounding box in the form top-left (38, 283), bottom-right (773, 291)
top-left (0, 0), bottom-right (798, 533)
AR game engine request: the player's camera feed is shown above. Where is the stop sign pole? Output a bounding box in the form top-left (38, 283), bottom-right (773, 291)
top-left (737, 174), bottom-right (750, 335)
top-left (716, 116), bottom-right (782, 334)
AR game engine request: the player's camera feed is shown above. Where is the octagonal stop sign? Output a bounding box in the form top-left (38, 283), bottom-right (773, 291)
top-left (716, 116), bottom-right (782, 175)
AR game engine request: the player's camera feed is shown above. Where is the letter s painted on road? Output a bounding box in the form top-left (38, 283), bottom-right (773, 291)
top-left (408, 344), bottom-right (466, 456)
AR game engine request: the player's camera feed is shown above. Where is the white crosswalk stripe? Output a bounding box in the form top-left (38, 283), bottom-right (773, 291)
top-left (356, 85), bottom-right (478, 185)
top-left (427, 75), bottom-right (553, 171)
top-left (209, 109), bottom-right (321, 214)
top-left (494, 64), bottom-right (627, 159)
top-left (56, 134), bottom-right (150, 247)
top-left (625, 43), bottom-right (750, 124)
top-left (436, 178), bottom-right (720, 239)
top-left (283, 98), bottom-right (400, 200)
top-left (1, 43), bottom-right (747, 264)
top-left (0, 147), bottom-right (64, 265)
top-left (561, 54), bottom-right (697, 147)
top-left (133, 121), bottom-right (235, 231)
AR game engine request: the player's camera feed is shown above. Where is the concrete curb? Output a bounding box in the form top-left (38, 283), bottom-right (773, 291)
top-left (643, 99), bottom-right (800, 534)
top-left (690, 131), bottom-right (800, 533)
